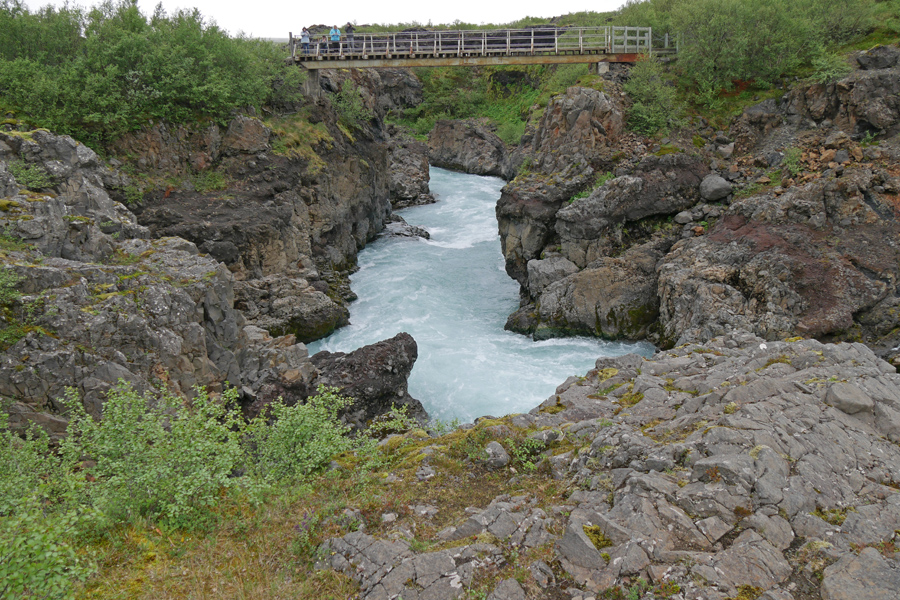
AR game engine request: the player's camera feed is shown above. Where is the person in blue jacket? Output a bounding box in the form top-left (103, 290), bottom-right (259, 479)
top-left (330, 25), bottom-right (341, 53)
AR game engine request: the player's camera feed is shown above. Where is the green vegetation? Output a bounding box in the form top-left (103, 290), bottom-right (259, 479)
top-left (624, 56), bottom-right (684, 134)
top-left (331, 79), bottom-right (375, 131)
top-left (0, 0), bottom-right (303, 148)
top-left (6, 160), bottom-right (52, 190)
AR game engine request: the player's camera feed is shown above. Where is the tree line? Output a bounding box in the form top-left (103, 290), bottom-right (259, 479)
top-left (0, 0), bottom-right (303, 148)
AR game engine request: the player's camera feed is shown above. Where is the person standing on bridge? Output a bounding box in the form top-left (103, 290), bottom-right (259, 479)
top-left (345, 23), bottom-right (355, 53)
top-left (300, 27), bottom-right (310, 55)
top-left (330, 25), bottom-right (341, 54)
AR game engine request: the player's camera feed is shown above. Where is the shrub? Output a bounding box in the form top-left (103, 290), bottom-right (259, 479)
top-left (0, 501), bottom-right (95, 600)
top-left (247, 385), bottom-right (355, 483)
top-left (59, 382), bottom-right (247, 528)
top-left (782, 147), bottom-right (802, 177)
top-left (7, 160), bottom-right (52, 190)
top-left (0, 409), bottom-right (94, 599)
top-left (810, 50), bottom-right (853, 83)
top-left (623, 55), bottom-right (683, 134)
top-left (0, 1), bottom-right (302, 147)
top-left (331, 79), bottom-right (374, 130)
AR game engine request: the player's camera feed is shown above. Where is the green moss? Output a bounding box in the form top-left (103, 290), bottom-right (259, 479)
top-left (540, 397), bottom-right (566, 415)
top-left (0, 199), bottom-right (21, 211)
top-left (653, 144), bottom-right (682, 156)
top-left (692, 135), bottom-right (705, 148)
top-left (725, 585), bottom-right (763, 600)
top-left (583, 524), bottom-right (613, 550)
top-left (811, 507), bottom-right (856, 526)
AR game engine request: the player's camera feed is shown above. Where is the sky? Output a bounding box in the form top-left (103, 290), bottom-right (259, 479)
top-left (22, 0), bottom-right (628, 38)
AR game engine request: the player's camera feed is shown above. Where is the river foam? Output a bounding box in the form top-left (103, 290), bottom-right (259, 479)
top-left (308, 167), bottom-right (655, 423)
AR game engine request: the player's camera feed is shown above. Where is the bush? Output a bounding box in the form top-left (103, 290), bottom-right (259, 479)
top-left (59, 382), bottom-right (247, 528)
top-left (7, 160), bottom-right (52, 190)
top-left (331, 79), bottom-right (374, 130)
top-left (810, 50), bottom-right (853, 83)
top-left (0, 409), bottom-right (94, 599)
top-left (0, 1), bottom-right (303, 146)
top-left (0, 502), bottom-right (95, 600)
top-left (623, 55), bottom-right (683, 134)
top-left (247, 385), bottom-right (355, 483)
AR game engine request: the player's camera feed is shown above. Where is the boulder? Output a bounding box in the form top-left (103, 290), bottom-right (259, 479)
top-left (699, 174), bottom-right (732, 201)
top-left (388, 131), bottom-right (434, 208)
top-left (531, 241), bottom-right (664, 341)
top-left (857, 44), bottom-right (900, 70)
top-left (311, 332), bottom-right (427, 428)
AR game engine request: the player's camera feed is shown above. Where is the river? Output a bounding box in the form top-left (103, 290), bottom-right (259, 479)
top-left (308, 167), bottom-right (655, 423)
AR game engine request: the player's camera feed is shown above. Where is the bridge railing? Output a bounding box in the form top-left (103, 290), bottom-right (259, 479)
top-left (289, 26), bottom-right (653, 60)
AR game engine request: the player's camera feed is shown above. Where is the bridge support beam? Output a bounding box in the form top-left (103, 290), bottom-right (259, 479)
top-left (296, 53), bottom-right (641, 70)
top-left (301, 69), bottom-right (321, 97)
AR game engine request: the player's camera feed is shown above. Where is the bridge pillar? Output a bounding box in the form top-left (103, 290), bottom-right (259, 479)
top-left (301, 68), bottom-right (321, 98)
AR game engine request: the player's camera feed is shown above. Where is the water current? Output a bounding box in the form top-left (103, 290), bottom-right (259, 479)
top-left (308, 167), bottom-right (656, 423)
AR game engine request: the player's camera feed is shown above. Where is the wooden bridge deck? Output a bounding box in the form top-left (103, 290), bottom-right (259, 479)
top-left (289, 26), bottom-right (672, 69)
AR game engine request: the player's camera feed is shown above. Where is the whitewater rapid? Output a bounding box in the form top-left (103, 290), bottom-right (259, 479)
top-left (308, 167), bottom-right (655, 422)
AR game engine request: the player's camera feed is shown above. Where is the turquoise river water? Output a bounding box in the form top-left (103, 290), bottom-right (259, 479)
top-left (308, 167), bottom-right (655, 422)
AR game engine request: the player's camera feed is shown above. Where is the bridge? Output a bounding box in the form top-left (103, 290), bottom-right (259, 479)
top-left (288, 26), bottom-right (672, 70)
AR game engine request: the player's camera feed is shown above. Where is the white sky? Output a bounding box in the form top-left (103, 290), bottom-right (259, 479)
top-left (22, 0), bottom-right (627, 38)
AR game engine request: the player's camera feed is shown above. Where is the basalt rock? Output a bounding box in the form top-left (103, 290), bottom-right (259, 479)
top-left (496, 86), bottom-right (626, 285)
top-left (0, 129), bottom-right (419, 439)
top-left (555, 153), bottom-right (708, 268)
top-left (530, 239), bottom-right (667, 341)
top-left (428, 119), bottom-right (512, 179)
top-left (657, 168), bottom-right (900, 354)
top-left (388, 127), bottom-right (434, 208)
top-left (318, 333), bottom-right (900, 599)
top-left (311, 332), bottom-right (426, 428)
top-left (731, 46), bottom-right (900, 153)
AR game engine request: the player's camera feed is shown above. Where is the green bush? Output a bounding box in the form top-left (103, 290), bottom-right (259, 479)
top-left (623, 55), bottom-right (683, 134)
top-left (0, 501), bottom-right (95, 600)
top-left (0, 0), bottom-right (303, 147)
top-left (0, 410), bottom-right (93, 598)
top-left (247, 385), bottom-right (355, 483)
top-left (59, 382), bottom-right (247, 528)
top-left (7, 160), bottom-right (52, 190)
top-left (331, 80), bottom-right (375, 130)
top-left (672, 0), bottom-right (876, 94)
top-left (810, 50), bottom-right (853, 83)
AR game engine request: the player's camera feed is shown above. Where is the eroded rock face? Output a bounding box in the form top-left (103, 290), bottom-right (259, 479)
top-left (389, 128), bottom-right (434, 208)
top-left (311, 332), bottom-right (426, 428)
top-left (496, 86), bottom-right (626, 285)
top-left (530, 240), bottom-right (665, 341)
top-left (657, 168), bottom-right (900, 349)
top-left (555, 154), bottom-right (708, 268)
top-left (428, 119), bottom-right (512, 179)
top-left (0, 129), bottom-right (418, 437)
top-left (731, 46), bottom-right (900, 152)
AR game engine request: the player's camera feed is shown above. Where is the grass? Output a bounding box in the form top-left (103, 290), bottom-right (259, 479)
top-left (74, 414), bottom-right (579, 600)
top-left (267, 111), bottom-right (334, 176)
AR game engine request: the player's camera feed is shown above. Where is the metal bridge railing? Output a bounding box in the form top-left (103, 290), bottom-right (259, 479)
top-left (289, 26), bottom-right (655, 61)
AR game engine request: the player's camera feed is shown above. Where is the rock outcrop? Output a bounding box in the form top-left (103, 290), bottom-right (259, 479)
top-left (657, 166), bottom-right (900, 351)
top-left (312, 332), bottom-right (426, 428)
top-left (388, 126), bottom-right (434, 208)
top-left (0, 129), bottom-right (423, 437)
top-left (496, 86), bottom-right (628, 286)
top-left (126, 68), bottom-right (425, 342)
top-left (731, 46), bottom-right (900, 154)
top-left (428, 119), bottom-right (513, 179)
top-left (317, 332), bottom-right (900, 600)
